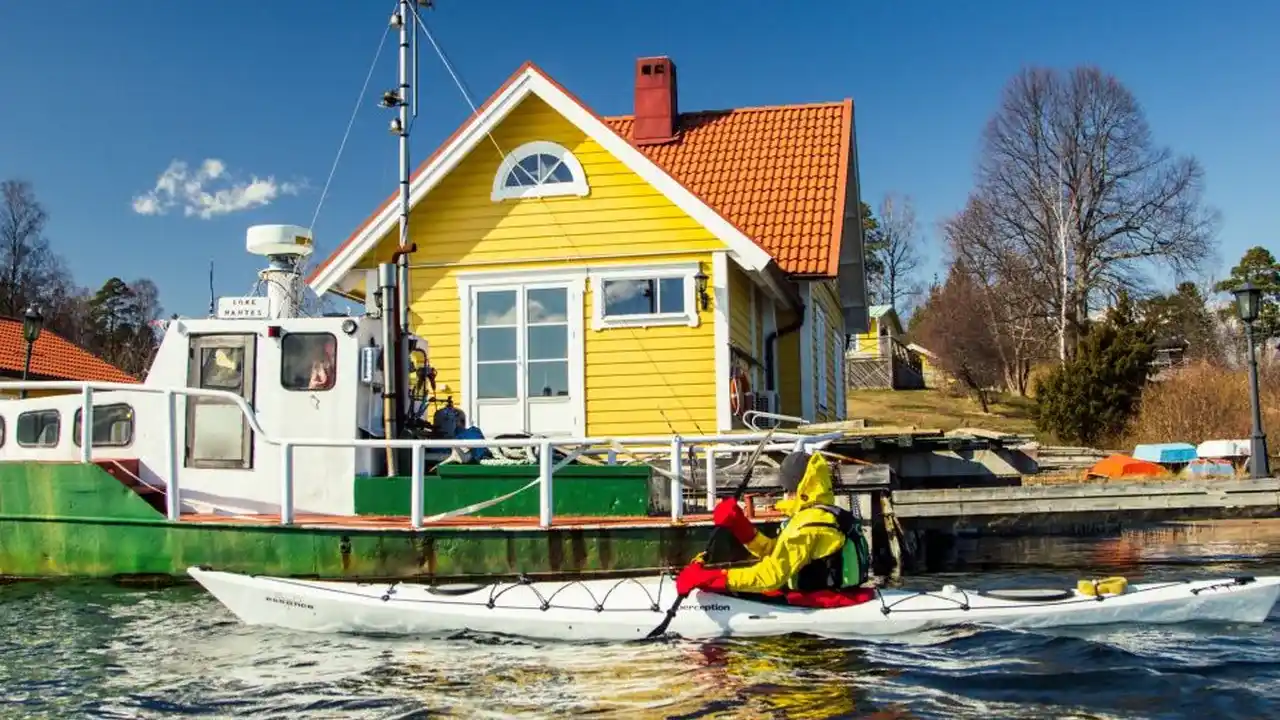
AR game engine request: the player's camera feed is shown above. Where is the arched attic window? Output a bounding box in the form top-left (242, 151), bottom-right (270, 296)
top-left (491, 141), bottom-right (589, 201)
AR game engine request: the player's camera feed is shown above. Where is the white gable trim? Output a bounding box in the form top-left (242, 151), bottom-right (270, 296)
top-left (712, 251), bottom-right (731, 431)
top-left (309, 66), bottom-right (775, 296)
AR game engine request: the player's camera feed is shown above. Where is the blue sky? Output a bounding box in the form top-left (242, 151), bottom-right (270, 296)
top-left (1, 1), bottom-right (1275, 318)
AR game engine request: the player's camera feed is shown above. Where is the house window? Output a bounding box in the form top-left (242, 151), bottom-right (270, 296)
top-left (281, 333), bottom-right (337, 391)
top-left (17, 409), bottom-right (59, 448)
top-left (73, 403), bottom-right (135, 447)
top-left (589, 263), bottom-right (700, 330)
top-left (491, 141), bottom-right (589, 201)
top-left (0, 415), bottom-right (6, 447)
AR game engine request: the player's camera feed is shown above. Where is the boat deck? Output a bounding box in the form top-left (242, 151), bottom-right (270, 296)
top-left (177, 511), bottom-right (787, 531)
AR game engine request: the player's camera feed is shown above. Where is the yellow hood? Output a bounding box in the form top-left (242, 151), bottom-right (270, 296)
top-left (774, 452), bottom-right (836, 516)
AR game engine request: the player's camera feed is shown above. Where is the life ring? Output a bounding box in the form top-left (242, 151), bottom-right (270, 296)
top-left (730, 371), bottom-right (750, 416)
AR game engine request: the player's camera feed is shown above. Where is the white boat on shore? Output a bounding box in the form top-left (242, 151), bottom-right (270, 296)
top-left (188, 567), bottom-right (1280, 643)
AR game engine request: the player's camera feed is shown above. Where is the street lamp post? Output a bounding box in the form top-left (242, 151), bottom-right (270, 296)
top-left (1233, 282), bottom-right (1270, 478)
top-left (20, 306), bottom-right (43, 400)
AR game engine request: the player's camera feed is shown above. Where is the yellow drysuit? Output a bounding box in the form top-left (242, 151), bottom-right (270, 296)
top-left (724, 452), bottom-right (846, 593)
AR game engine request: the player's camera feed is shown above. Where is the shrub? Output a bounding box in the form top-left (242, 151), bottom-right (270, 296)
top-left (1125, 360), bottom-right (1279, 447)
top-left (1034, 296), bottom-right (1156, 446)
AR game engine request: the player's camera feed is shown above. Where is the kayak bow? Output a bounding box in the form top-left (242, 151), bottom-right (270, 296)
top-left (187, 567), bottom-right (1280, 643)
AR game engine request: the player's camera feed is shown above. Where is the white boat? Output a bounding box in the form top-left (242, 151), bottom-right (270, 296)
top-left (188, 566), bottom-right (1280, 643)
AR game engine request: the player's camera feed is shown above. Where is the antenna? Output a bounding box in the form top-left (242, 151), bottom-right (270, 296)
top-left (208, 260), bottom-right (216, 316)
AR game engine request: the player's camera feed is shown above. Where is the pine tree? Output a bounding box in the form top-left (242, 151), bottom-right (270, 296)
top-left (1033, 291), bottom-right (1157, 445)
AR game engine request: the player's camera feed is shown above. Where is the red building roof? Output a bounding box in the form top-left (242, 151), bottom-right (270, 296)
top-left (604, 101), bottom-right (852, 276)
top-left (0, 318), bottom-right (139, 384)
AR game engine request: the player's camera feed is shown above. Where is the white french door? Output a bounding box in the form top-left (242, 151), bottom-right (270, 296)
top-left (469, 280), bottom-right (582, 437)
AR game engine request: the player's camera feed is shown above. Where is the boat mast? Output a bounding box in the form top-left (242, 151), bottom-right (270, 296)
top-left (394, 0), bottom-right (414, 340)
top-left (381, 1), bottom-right (426, 450)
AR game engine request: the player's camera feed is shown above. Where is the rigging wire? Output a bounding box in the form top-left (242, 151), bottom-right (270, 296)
top-left (296, 0), bottom-right (396, 294)
top-left (306, 2), bottom-right (397, 235)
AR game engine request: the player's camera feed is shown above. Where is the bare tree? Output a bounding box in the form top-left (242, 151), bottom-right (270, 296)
top-left (0, 180), bottom-right (79, 326)
top-left (944, 198), bottom-right (1056, 394)
top-left (870, 193), bottom-right (923, 311)
top-left (912, 263), bottom-right (1005, 411)
top-left (964, 66), bottom-right (1218, 360)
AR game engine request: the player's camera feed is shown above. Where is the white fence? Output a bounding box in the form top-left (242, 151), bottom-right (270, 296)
top-left (0, 381), bottom-right (839, 529)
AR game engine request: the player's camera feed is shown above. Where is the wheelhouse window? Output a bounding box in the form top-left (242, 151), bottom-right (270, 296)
top-left (589, 263), bottom-right (700, 330)
top-left (73, 404), bottom-right (135, 447)
top-left (491, 141), bottom-right (589, 201)
top-left (0, 415), bottom-right (6, 447)
top-left (16, 409), bottom-right (59, 448)
top-left (199, 346), bottom-right (245, 391)
top-left (282, 332), bottom-right (337, 391)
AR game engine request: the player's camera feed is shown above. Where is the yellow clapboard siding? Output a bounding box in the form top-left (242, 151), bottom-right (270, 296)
top-left (354, 94), bottom-right (725, 436)
top-left (585, 383), bottom-right (717, 402)
top-left (810, 279), bottom-right (844, 423)
top-left (776, 307), bottom-right (802, 417)
top-left (589, 409), bottom-right (717, 435)
top-left (586, 359), bottom-right (716, 379)
top-left (586, 368), bottom-right (716, 386)
top-left (728, 265), bottom-right (753, 353)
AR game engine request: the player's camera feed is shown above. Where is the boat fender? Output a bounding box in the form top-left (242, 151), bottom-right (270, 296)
top-left (1077, 576), bottom-right (1128, 598)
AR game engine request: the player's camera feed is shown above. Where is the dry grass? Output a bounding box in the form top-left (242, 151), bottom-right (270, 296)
top-left (1125, 360), bottom-right (1280, 447)
top-left (845, 388), bottom-right (1039, 436)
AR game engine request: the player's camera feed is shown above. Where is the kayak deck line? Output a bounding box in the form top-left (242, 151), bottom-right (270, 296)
top-left (870, 576), bottom-right (1261, 616)
top-left (186, 567), bottom-right (1280, 642)
top-left (175, 511), bottom-right (756, 532)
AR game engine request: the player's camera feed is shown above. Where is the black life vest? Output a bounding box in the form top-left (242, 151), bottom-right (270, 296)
top-left (787, 503), bottom-right (872, 592)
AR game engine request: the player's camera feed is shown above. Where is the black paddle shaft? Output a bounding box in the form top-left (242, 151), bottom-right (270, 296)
top-left (644, 429), bottom-right (778, 640)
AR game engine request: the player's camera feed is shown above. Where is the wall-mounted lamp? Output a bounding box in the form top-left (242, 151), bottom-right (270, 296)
top-left (694, 267), bottom-right (710, 311)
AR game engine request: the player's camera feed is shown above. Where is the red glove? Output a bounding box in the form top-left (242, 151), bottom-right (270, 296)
top-left (675, 561), bottom-right (728, 596)
top-left (712, 498), bottom-right (757, 545)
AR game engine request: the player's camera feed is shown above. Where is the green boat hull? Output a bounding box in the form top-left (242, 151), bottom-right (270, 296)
top-left (0, 463), bottom-right (716, 581)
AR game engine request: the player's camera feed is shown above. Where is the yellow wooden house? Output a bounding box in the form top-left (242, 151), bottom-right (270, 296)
top-left (307, 58), bottom-right (869, 437)
top-left (845, 305), bottom-right (924, 390)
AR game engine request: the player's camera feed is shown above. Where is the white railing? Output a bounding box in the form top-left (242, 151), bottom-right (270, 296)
top-left (0, 380), bottom-right (840, 529)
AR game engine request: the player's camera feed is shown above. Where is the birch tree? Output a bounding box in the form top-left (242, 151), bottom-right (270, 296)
top-left (963, 66), bottom-right (1218, 360)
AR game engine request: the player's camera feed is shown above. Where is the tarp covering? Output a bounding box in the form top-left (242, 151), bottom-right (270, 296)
top-left (1086, 454), bottom-right (1171, 479)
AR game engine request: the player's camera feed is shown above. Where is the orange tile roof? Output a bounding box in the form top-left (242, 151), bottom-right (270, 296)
top-left (0, 318), bottom-right (139, 384)
top-left (604, 101), bottom-right (853, 276)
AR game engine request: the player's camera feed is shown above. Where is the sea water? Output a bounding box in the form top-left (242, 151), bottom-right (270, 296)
top-left (2, 520), bottom-right (1280, 719)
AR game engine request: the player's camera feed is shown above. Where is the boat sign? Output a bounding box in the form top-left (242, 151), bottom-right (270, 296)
top-left (217, 296), bottom-right (271, 320)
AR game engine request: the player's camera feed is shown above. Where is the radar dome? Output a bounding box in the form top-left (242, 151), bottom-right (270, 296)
top-left (246, 224), bottom-right (314, 258)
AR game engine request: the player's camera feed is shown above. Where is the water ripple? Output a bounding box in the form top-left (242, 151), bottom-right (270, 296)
top-left (3, 529), bottom-right (1280, 718)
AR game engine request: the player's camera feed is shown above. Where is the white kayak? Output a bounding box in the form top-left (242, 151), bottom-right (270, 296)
top-left (187, 566), bottom-right (1280, 643)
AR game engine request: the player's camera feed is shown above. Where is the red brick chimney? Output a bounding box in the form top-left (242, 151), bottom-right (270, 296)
top-left (633, 56), bottom-right (678, 145)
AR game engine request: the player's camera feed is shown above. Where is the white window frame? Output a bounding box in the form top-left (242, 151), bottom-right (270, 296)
top-left (815, 305), bottom-right (829, 412)
top-left (491, 140), bottom-right (590, 201)
top-left (588, 262), bottom-right (702, 331)
top-left (456, 266), bottom-right (588, 438)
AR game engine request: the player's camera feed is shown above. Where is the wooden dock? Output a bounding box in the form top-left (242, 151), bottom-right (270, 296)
top-left (891, 478), bottom-right (1280, 534)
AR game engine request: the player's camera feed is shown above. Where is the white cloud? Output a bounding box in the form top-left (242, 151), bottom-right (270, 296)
top-left (132, 158), bottom-right (304, 219)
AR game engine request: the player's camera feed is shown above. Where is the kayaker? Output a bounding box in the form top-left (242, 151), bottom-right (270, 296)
top-left (675, 450), bottom-right (874, 608)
